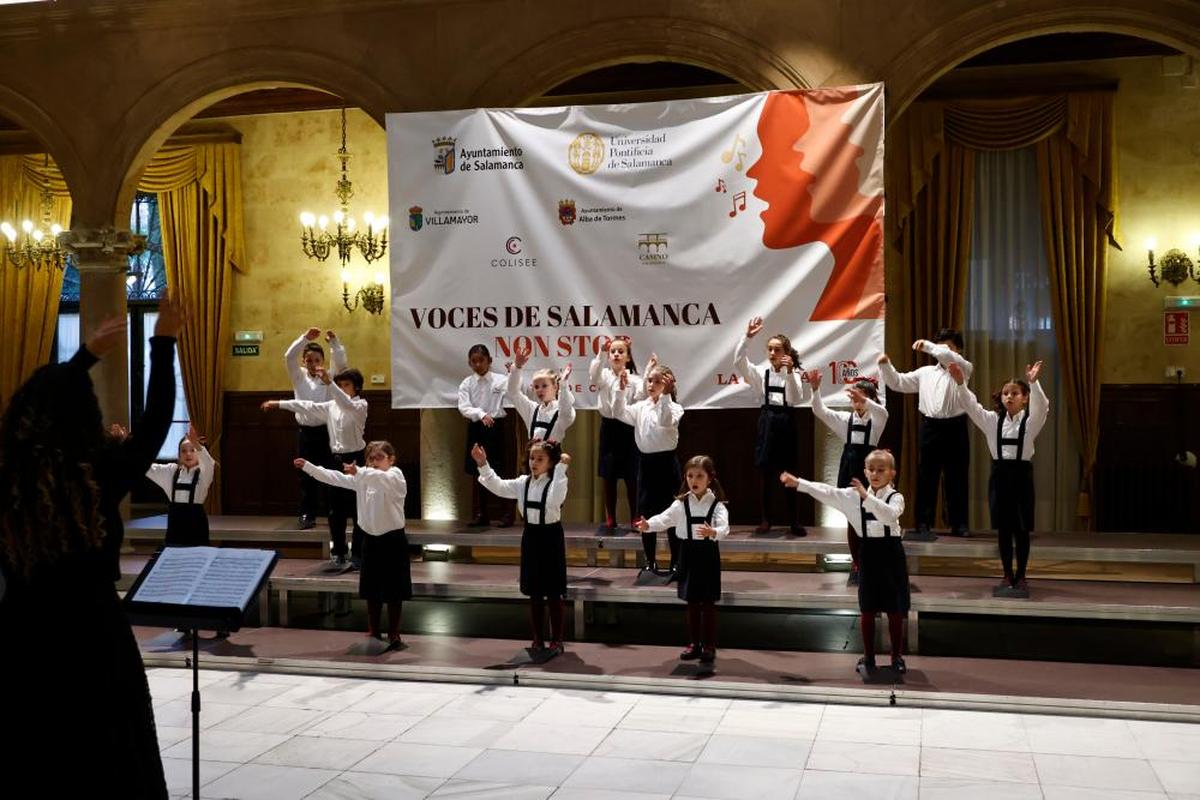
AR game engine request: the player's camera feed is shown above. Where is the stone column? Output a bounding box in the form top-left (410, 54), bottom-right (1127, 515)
top-left (60, 227), bottom-right (144, 427)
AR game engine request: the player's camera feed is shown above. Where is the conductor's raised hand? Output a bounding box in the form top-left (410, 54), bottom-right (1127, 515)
top-left (85, 316), bottom-right (128, 358)
top-left (293, 458), bottom-right (307, 469)
top-left (779, 471), bottom-right (800, 489)
top-left (947, 362), bottom-right (965, 385)
top-left (471, 443), bottom-right (487, 466)
top-left (849, 477), bottom-right (868, 499)
top-left (304, 327), bottom-right (321, 341)
top-left (746, 316), bottom-right (764, 338)
top-left (1026, 360), bottom-right (1043, 383)
top-left (107, 422), bottom-right (129, 442)
top-left (155, 290), bottom-right (186, 338)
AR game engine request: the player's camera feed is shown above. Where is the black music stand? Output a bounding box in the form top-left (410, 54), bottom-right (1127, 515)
top-left (124, 546), bottom-right (278, 800)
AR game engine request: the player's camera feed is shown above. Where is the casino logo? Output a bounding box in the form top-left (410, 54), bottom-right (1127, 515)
top-left (505, 236), bottom-right (522, 255)
top-left (558, 199), bottom-right (576, 226)
top-left (432, 136), bottom-right (456, 175)
top-left (409, 206), bottom-right (423, 231)
top-left (637, 232), bottom-right (668, 263)
top-left (568, 132), bottom-right (605, 175)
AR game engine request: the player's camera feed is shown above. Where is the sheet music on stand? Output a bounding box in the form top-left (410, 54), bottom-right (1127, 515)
top-left (124, 546), bottom-right (278, 632)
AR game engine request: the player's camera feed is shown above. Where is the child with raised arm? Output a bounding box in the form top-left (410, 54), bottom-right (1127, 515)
top-left (263, 367), bottom-right (368, 568)
top-left (808, 370), bottom-right (889, 585)
top-left (145, 423), bottom-right (216, 547)
top-left (458, 344), bottom-right (514, 528)
top-left (284, 327), bottom-right (348, 530)
top-left (781, 450), bottom-right (909, 677)
top-left (613, 356), bottom-right (685, 577)
top-left (949, 360), bottom-right (1049, 597)
top-left (637, 455), bottom-right (729, 664)
top-left (473, 440), bottom-right (571, 654)
top-left (506, 345), bottom-right (576, 443)
top-left (877, 328), bottom-right (973, 537)
top-left (590, 335), bottom-right (643, 533)
top-left (733, 316), bottom-right (806, 535)
top-left (295, 440), bottom-right (411, 645)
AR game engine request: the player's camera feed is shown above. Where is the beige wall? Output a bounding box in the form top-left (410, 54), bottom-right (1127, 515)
top-left (935, 55), bottom-right (1200, 385)
top-left (222, 108), bottom-right (391, 392)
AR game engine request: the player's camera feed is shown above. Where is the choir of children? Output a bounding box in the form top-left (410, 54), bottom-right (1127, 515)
top-left (229, 324), bottom-right (1045, 674)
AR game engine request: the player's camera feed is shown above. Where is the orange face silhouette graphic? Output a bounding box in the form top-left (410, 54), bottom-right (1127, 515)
top-left (746, 88), bottom-right (885, 320)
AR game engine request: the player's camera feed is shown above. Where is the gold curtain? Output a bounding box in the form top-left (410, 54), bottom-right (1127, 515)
top-left (141, 144), bottom-right (246, 512)
top-left (889, 92), bottom-right (1117, 528)
top-left (1036, 93), bottom-right (1118, 526)
top-left (0, 156), bottom-right (70, 414)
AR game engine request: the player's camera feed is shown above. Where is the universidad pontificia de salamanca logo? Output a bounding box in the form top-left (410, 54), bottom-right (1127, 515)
top-left (434, 135), bottom-right (524, 174)
top-left (569, 131), bottom-right (672, 175)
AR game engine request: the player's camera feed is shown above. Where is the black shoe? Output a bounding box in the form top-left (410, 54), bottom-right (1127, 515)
top-left (699, 647), bottom-right (716, 664)
top-left (467, 515), bottom-right (489, 528)
top-left (917, 524), bottom-right (932, 537)
top-left (891, 656), bottom-right (907, 674)
top-left (349, 559), bottom-right (362, 571)
top-left (847, 568), bottom-right (860, 587)
top-left (789, 524), bottom-right (808, 537)
top-left (545, 641), bottom-right (564, 655)
top-left (679, 643), bottom-right (702, 661)
top-left (950, 525), bottom-right (970, 538)
top-left (596, 523), bottom-right (617, 536)
top-left (665, 567), bottom-right (679, 583)
top-left (855, 657), bottom-right (878, 677)
top-left (297, 515), bottom-right (316, 530)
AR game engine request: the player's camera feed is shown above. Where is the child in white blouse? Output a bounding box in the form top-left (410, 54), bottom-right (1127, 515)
top-left (782, 450), bottom-right (909, 677)
top-left (262, 368), bottom-right (369, 568)
top-left (613, 358), bottom-right (685, 577)
top-left (295, 440), bottom-right (410, 645)
top-left (146, 423), bottom-right (216, 547)
top-left (473, 440), bottom-right (572, 655)
top-left (638, 455), bottom-right (729, 664)
top-left (458, 344), bottom-right (514, 528)
top-left (948, 360), bottom-right (1049, 597)
top-left (589, 335), bottom-right (644, 533)
top-left (808, 369), bottom-right (889, 585)
top-left (507, 346), bottom-right (575, 444)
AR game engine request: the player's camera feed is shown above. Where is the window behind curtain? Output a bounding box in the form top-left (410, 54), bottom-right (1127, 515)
top-left (55, 192), bottom-right (188, 460)
top-left (965, 147), bottom-right (1079, 531)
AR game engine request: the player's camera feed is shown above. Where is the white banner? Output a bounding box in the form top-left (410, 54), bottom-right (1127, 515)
top-left (387, 86), bottom-right (885, 409)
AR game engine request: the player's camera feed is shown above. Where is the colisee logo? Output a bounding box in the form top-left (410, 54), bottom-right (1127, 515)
top-left (505, 236), bottom-right (522, 255)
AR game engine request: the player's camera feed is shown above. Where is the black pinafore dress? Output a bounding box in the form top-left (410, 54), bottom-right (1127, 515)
top-left (529, 406), bottom-right (559, 442)
top-left (164, 466), bottom-right (209, 547)
top-left (857, 492), bottom-right (909, 613)
top-left (754, 368), bottom-right (797, 469)
top-left (836, 414), bottom-right (874, 488)
top-left (676, 496), bottom-right (722, 602)
top-left (519, 473), bottom-right (567, 598)
top-left (989, 409), bottom-right (1034, 532)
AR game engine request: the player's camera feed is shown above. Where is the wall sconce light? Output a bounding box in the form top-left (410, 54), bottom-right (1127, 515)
top-left (1146, 235), bottom-right (1200, 287)
top-left (342, 269), bottom-right (386, 315)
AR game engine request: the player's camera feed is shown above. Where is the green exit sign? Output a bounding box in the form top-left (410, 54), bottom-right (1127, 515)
top-left (232, 344), bottom-right (260, 357)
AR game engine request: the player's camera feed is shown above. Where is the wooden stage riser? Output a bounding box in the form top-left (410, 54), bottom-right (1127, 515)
top-left (125, 536), bottom-right (1200, 584)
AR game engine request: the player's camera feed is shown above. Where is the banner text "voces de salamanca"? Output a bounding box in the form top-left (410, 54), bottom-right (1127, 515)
top-left (409, 303), bottom-right (722, 330)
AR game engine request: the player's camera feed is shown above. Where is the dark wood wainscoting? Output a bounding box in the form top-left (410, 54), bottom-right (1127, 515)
top-left (1096, 384), bottom-right (1200, 533)
top-left (678, 408), bottom-right (815, 525)
top-left (222, 391), bottom-right (421, 518)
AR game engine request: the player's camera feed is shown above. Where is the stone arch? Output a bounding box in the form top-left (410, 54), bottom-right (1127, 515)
top-left (470, 17), bottom-right (812, 107)
top-left (103, 46), bottom-right (412, 228)
top-left (0, 81), bottom-right (83, 205)
top-left (886, 0), bottom-right (1200, 119)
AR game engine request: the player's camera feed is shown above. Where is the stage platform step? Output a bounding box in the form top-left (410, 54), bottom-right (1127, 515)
top-left (119, 556), bottom-right (1200, 648)
top-left (134, 625), bottom-right (1200, 721)
top-left (125, 514), bottom-right (1200, 582)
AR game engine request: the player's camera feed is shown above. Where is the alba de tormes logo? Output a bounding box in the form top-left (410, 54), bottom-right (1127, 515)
top-left (558, 199), bottom-right (576, 226)
top-left (433, 137), bottom-right (456, 175)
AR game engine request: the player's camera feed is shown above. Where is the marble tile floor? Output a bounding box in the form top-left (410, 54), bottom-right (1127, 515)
top-left (148, 667), bottom-right (1200, 799)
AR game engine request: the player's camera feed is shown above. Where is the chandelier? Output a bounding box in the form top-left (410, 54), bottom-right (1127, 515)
top-left (1, 155), bottom-right (66, 271)
top-left (299, 107), bottom-right (388, 269)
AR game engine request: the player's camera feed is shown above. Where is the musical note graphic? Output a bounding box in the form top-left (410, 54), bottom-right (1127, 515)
top-left (728, 191), bottom-right (747, 217)
top-left (721, 134), bottom-right (747, 171)
top-left (715, 178), bottom-right (727, 193)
